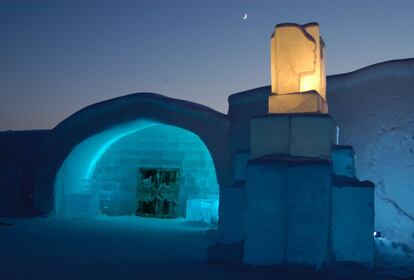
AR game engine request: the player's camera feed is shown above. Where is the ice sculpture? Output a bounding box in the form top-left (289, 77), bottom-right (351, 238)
top-left (269, 23), bottom-right (327, 113)
top-left (239, 22), bottom-right (374, 268)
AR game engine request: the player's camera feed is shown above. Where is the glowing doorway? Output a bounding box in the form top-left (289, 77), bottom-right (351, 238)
top-left (55, 120), bottom-right (219, 223)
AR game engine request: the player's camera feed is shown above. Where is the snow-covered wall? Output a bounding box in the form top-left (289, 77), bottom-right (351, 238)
top-left (328, 58), bottom-right (414, 249)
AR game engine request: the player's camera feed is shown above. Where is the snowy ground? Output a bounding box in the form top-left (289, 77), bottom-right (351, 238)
top-left (0, 217), bottom-right (413, 280)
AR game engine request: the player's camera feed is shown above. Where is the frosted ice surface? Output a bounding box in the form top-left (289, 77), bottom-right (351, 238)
top-left (186, 199), bottom-right (218, 223)
top-left (328, 59), bottom-right (414, 251)
top-left (244, 160), bottom-right (287, 265)
top-left (332, 185), bottom-right (374, 265)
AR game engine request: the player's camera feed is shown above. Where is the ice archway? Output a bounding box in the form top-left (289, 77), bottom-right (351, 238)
top-left (34, 93), bottom-right (230, 218)
top-left (55, 119), bottom-right (219, 220)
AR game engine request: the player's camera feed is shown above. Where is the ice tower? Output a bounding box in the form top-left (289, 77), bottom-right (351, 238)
top-left (210, 23), bottom-right (375, 269)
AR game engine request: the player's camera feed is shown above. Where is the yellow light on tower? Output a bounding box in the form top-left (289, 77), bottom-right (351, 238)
top-left (269, 22), bottom-right (327, 113)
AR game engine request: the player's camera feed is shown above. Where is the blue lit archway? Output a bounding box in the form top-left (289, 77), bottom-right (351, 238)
top-left (34, 93), bottom-right (230, 218)
top-left (55, 119), bottom-right (219, 220)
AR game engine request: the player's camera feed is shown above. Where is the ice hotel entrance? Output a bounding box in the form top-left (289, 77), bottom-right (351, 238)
top-left (51, 94), bottom-right (228, 224)
top-left (55, 122), bottom-right (219, 223)
top-left (90, 124), bottom-right (219, 222)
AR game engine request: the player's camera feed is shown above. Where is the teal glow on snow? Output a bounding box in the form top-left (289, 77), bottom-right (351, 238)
top-left (55, 119), bottom-right (219, 221)
top-left (84, 127), bottom-right (152, 179)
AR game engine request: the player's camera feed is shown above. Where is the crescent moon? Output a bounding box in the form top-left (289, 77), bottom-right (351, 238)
top-left (243, 13), bottom-right (248, 20)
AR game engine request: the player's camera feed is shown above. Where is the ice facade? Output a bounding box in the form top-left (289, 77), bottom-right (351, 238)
top-left (0, 23), bottom-right (413, 271)
top-left (328, 59), bottom-right (414, 251)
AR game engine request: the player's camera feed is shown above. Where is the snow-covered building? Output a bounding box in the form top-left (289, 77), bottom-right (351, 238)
top-left (1, 22), bottom-right (413, 270)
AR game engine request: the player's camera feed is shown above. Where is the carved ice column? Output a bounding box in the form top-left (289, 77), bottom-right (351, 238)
top-left (269, 23), bottom-right (327, 113)
top-left (244, 22), bottom-right (335, 268)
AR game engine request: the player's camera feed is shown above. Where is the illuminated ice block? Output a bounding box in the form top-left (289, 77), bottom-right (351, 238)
top-left (62, 193), bottom-right (99, 218)
top-left (186, 199), bottom-right (218, 223)
top-left (251, 114), bottom-right (337, 159)
top-left (268, 91), bottom-right (328, 113)
top-left (250, 115), bottom-right (290, 159)
top-left (290, 115), bottom-right (336, 159)
top-left (270, 23), bottom-right (327, 113)
top-left (332, 145), bottom-right (356, 178)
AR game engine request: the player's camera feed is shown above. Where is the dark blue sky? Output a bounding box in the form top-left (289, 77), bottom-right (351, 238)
top-left (1, 0), bottom-right (414, 130)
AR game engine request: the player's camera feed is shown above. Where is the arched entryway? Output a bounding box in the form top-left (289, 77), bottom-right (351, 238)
top-left (55, 119), bottom-right (219, 222)
top-left (34, 93), bottom-right (230, 221)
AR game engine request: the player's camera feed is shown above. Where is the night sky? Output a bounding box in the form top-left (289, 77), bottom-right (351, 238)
top-left (1, 0), bottom-right (414, 130)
